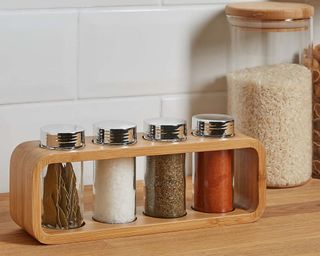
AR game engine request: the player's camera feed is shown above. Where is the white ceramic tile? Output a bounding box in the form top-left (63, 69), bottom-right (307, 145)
top-left (79, 6), bottom-right (228, 99)
top-left (0, 97), bottom-right (160, 192)
top-left (0, 10), bottom-right (77, 104)
top-left (163, 0), bottom-right (263, 5)
top-left (0, 0), bottom-right (159, 9)
top-left (161, 91), bottom-right (227, 175)
top-left (306, 0), bottom-right (320, 42)
top-left (161, 91), bottom-right (227, 124)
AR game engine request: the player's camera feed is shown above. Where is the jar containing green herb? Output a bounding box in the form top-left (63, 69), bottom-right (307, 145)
top-left (143, 117), bottom-right (187, 218)
top-left (40, 124), bottom-right (85, 230)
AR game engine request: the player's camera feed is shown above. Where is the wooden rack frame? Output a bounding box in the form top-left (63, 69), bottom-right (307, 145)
top-left (10, 133), bottom-right (266, 244)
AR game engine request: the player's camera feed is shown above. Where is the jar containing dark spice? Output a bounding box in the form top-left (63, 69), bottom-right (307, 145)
top-left (192, 114), bottom-right (234, 213)
top-left (92, 120), bottom-right (137, 224)
top-left (143, 117), bottom-right (187, 218)
top-left (40, 124), bottom-right (85, 229)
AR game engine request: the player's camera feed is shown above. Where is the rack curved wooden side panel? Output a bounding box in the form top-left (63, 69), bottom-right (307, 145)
top-left (10, 133), bottom-right (266, 244)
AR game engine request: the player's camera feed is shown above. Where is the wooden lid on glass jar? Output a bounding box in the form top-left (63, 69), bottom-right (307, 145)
top-left (225, 2), bottom-right (314, 20)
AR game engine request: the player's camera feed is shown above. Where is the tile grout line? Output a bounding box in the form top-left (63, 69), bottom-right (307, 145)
top-left (0, 91), bottom-right (228, 107)
top-left (159, 96), bottom-right (164, 117)
top-left (0, 2), bottom-right (230, 11)
top-left (0, 4), bottom-right (164, 11)
top-left (76, 9), bottom-right (80, 101)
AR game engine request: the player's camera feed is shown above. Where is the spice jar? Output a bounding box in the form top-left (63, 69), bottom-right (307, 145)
top-left (225, 2), bottom-right (313, 187)
top-left (143, 117), bottom-right (187, 218)
top-left (40, 124), bottom-right (85, 229)
top-left (192, 114), bottom-right (234, 213)
top-left (92, 120), bottom-right (137, 224)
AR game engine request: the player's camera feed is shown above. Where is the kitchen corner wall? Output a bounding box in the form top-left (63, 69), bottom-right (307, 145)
top-left (0, 0), bottom-right (317, 193)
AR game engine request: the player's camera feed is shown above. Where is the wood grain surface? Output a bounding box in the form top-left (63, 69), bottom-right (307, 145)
top-left (1, 177), bottom-right (320, 255)
top-left (225, 2), bottom-right (314, 20)
top-left (9, 133), bottom-right (265, 244)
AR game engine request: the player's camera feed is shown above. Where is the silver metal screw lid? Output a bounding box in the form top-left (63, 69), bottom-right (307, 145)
top-left (143, 117), bottom-right (187, 142)
top-left (40, 124), bottom-right (85, 150)
top-left (192, 114), bottom-right (235, 138)
top-left (93, 120), bottom-right (137, 145)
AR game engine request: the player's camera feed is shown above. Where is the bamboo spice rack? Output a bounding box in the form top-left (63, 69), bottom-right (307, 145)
top-left (10, 132), bottom-right (266, 245)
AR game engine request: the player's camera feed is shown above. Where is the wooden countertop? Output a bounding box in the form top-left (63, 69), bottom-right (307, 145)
top-left (1, 178), bottom-right (320, 256)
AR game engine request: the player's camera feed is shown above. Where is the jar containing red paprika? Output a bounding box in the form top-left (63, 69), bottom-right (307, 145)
top-left (192, 114), bottom-right (234, 213)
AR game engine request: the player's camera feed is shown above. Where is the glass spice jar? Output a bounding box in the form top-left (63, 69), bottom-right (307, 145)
top-left (92, 120), bottom-right (137, 224)
top-left (225, 2), bottom-right (313, 187)
top-left (311, 11), bottom-right (320, 179)
top-left (192, 114), bottom-right (234, 213)
top-left (40, 124), bottom-right (85, 230)
top-left (143, 117), bottom-right (187, 218)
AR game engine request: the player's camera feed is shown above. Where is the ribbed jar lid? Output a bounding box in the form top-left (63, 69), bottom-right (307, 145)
top-left (93, 120), bottom-right (137, 145)
top-left (225, 2), bottom-right (314, 20)
top-left (143, 117), bottom-right (187, 142)
top-left (192, 114), bottom-right (235, 138)
top-left (40, 124), bottom-right (85, 150)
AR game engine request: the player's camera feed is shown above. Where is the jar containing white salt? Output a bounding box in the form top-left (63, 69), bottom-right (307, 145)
top-left (225, 2), bottom-right (314, 187)
top-left (92, 120), bottom-right (137, 224)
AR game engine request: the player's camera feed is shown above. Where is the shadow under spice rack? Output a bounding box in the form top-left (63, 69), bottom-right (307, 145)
top-left (10, 132), bottom-right (266, 244)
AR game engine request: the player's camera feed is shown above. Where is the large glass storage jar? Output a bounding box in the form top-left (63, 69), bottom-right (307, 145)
top-left (40, 124), bottom-right (85, 229)
top-left (225, 2), bottom-right (314, 188)
top-left (92, 120), bottom-right (137, 224)
top-left (192, 114), bottom-right (234, 213)
top-left (311, 28), bottom-right (320, 179)
top-left (143, 117), bottom-right (187, 218)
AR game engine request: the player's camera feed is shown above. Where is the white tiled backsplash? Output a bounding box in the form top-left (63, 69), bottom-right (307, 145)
top-left (0, 0), bottom-right (318, 192)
